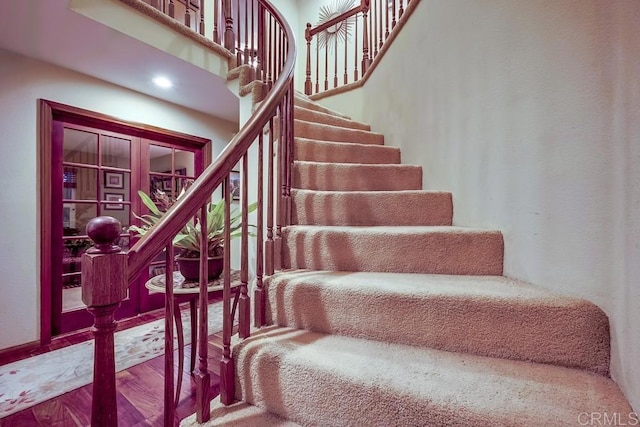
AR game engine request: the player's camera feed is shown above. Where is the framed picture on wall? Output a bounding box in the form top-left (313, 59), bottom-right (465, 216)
top-left (104, 193), bottom-right (124, 210)
top-left (104, 171), bottom-right (124, 189)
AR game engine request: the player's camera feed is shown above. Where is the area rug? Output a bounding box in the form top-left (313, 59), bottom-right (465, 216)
top-left (0, 301), bottom-right (224, 418)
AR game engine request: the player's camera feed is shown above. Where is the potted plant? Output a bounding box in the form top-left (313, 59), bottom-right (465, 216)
top-left (129, 187), bottom-right (257, 281)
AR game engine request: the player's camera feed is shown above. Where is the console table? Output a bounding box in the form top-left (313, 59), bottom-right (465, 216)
top-left (145, 270), bottom-right (241, 405)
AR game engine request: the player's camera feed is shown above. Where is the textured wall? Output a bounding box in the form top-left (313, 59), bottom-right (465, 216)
top-left (0, 49), bottom-right (237, 350)
top-left (356, 0), bottom-right (640, 412)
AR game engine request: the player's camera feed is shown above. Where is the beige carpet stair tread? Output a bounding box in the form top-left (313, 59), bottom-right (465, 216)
top-left (294, 138), bottom-right (400, 164)
top-left (283, 225), bottom-right (504, 275)
top-left (291, 189), bottom-right (452, 226)
top-left (293, 95), bottom-right (351, 119)
top-left (181, 396), bottom-right (301, 427)
top-left (294, 106), bottom-right (370, 131)
top-left (293, 161), bottom-right (422, 191)
top-left (265, 270), bottom-right (609, 374)
top-left (234, 327), bottom-right (631, 427)
top-left (295, 119), bottom-right (384, 145)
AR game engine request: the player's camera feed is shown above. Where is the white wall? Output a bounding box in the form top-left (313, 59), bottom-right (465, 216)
top-left (0, 49), bottom-right (237, 350)
top-left (354, 0), bottom-right (640, 411)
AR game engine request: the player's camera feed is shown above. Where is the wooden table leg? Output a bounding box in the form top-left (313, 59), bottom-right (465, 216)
top-left (173, 300), bottom-right (184, 408)
top-left (189, 298), bottom-right (197, 373)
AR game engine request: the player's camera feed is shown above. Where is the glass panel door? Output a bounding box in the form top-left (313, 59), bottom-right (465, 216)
top-left (54, 123), bottom-right (138, 335)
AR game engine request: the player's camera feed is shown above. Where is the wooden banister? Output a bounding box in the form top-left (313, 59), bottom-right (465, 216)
top-left (308, 0), bottom-right (366, 37)
top-left (83, 0), bottom-right (296, 425)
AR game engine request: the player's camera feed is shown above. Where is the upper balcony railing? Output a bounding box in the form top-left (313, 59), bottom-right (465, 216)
top-left (304, 0), bottom-right (413, 96)
top-left (81, 0), bottom-right (295, 425)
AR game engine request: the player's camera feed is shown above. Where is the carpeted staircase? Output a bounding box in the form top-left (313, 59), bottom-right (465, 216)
top-left (185, 92), bottom-right (632, 426)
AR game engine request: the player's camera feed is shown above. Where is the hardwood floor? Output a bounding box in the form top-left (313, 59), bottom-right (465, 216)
top-left (0, 301), bottom-right (227, 427)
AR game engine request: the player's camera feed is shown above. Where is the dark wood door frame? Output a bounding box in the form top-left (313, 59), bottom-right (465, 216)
top-left (39, 99), bottom-right (212, 345)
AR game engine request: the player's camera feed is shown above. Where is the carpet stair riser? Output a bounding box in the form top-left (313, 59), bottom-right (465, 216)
top-left (233, 328), bottom-right (631, 427)
top-left (264, 272), bottom-right (610, 375)
top-left (295, 119), bottom-right (384, 145)
top-left (294, 106), bottom-right (370, 131)
top-left (291, 190), bottom-right (452, 226)
top-left (293, 162), bottom-right (422, 191)
top-left (294, 138), bottom-right (400, 164)
top-left (283, 226), bottom-right (504, 275)
top-left (293, 95), bottom-right (351, 119)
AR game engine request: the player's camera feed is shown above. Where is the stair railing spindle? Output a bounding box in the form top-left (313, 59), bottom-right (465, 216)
top-left (236, 0), bottom-right (241, 64)
top-left (392, 0), bottom-right (397, 29)
top-left (168, 0), bottom-right (175, 18)
top-left (344, 29), bottom-right (348, 85)
top-left (315, 38), bottom-right (320, 94)
top-left (399, 0), bottom-right (404, 18)
top-left (362, 2), bottom-right (370, 75)
top-left (224, 0), bottom-right (235, 52)
top-left (163, 243), bottom-right (176, 426)
top-left (195, 203), bottom-right (210, 422)
top-left (334, 36), bottom-right (338, 88)
top-left (220, 175), bottom-right (235, 405)
top-left (243, 0), bottom-right (249, 64)
top-left (254, 129), bottom-right (265, 326)
top-left (354, 14), bottom-right (359, 81)
top-left (239, 154), bottom-right (250, 339)
top-left (266, 117), bottom-right (275, 275)
top-left (213, 0), bottom-right (219, 43)
top-left (384, 0), bottom-right (389, 40)
top-left (304, 24), bottom-right (312, 95)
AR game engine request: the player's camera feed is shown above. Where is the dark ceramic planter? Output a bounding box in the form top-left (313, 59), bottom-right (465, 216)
top-left (176, 255), bottom-right (224, 281)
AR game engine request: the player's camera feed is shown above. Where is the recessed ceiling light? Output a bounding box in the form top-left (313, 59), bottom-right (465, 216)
top-left (152, 76), bottom-right (173, 88)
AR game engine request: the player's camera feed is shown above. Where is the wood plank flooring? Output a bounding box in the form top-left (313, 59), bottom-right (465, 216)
top-left (0, 303), bottom-right (227, 427)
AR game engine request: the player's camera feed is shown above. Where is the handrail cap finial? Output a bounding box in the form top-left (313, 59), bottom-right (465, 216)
top-left (86, 216), bottom-right (122, 254)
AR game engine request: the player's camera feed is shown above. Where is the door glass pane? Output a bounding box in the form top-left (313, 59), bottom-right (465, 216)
top-left (64, 202), bottom-right (97, 233)
top-left (102, 136), bottom-right (131, 169)
top-left (62, 167), bottom-right (97, 200)
top-left (175, 149), bottom-right (195, 177)
top-left (149, 145), bottom-right (172, 173)
top-left (63, 128), bottom-right (98, 165)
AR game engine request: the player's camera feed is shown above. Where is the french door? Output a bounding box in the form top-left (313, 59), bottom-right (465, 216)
top-left (47, 115), bottom-right (207, 336)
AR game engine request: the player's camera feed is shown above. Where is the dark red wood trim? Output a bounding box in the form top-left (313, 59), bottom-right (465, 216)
top-left (39, 100), bottom-right (54, 345)
top-left (42, 100), bottom-right (210, 148)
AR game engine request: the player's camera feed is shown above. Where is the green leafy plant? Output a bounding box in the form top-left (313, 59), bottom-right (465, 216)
top-left (128, 189), bottom-right (257, 258)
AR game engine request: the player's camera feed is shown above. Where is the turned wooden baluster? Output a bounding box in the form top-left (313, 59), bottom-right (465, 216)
top-left (333, 37), bottom-right (338, 88)
top-left (392, 0), bottom-right (397, 29)
top-left (199, 0), bottom-right (205, 36)
top-left (239, 155), bottom-right (250, 339)
top-left (379, 0), bottom-right (383, 48)
top-left (324, 43), bottom-right (329, 91)
top-left (243, 0), bottom-right (249, 64)
top-left (399, 0), bottom-right (404, 18)
top-left (224, 0), bottom-right (235, 52)
top-left (258, 2), bottom-right (265, 82)
top-left (384, 0), bottom-right (389, 40)
top-left (315, 38), bottom-right (320, 93)
top-left (184, 1), bottom-right (191, 28)
top-left (362, 1), bottom-right (370, 75)
top-left (265, 117), bottom-right (275, 275)
top-left (236, 0), bottom-right (242, 64)
top-left (195, 203), bottom-right (210, 422)
top-left (354, 16), bottom-right (359, 81)
top-left (286, 83), bottom-right (294, 226)
top-left (372, 0), bottom-right (377, 57)
top-left (304, 23), bottom-right (312, 95)
top-left (213, 0), bottom-right (219, 44)
top-left (82, 217), bottom-right (127, 427)
top-left (344, 29), bottom-right (348, 85)
top-left (168, 0), bottom-right (175, 18)
top-left (163, 244), bottom-right (176, 425)
top-left (254, 129), bottom-right (265, 327)
top-left (220, 175), bottom-right (235, 405)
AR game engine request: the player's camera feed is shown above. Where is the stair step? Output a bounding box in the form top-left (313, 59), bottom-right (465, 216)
top-left (294, 106), bottom-right (370, 131)
top-left (295, 119), bottom-right (384, 145)
top-left (292, 189), bottom-right (452, 226)
top-left (182, 396), bottom-right (301, 427)
top-left (293, 161), bottom-right (422, 191)
top-left (265, 271), bottom-right (610, 374)
top-left (234, 327), bottom-right (631, 427)
top-left (294, 138), bottom-right (400, 164)
top-left (293, 95), bottom-right (351, 120)
top-left (283, 225), bottom-right (504, 275)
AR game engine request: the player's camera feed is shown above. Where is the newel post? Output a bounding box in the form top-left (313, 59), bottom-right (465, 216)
top-left (82, 217), bottom-right (127, 427)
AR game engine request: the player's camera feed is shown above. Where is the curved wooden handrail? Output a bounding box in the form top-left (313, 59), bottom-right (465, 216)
top-left (127, 0), bottom-right (296, 284)
top-left (308, 0), bottom-right (367, 38)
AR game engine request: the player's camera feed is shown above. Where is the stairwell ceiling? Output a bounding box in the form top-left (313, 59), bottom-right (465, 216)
top-left (0, 0), bottom-right (239, 123)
